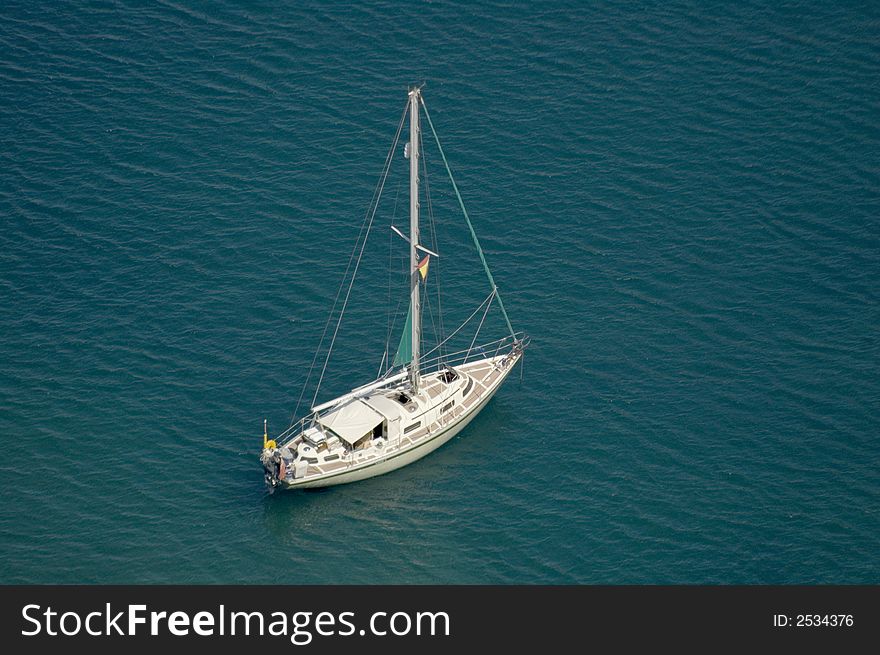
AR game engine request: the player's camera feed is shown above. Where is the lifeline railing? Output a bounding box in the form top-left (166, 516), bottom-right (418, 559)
top-left (417, 331), bottom-right (526, 373)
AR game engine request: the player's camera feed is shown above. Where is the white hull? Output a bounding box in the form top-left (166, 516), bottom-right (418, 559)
top-left (281, 353), bottom-right (518, 489)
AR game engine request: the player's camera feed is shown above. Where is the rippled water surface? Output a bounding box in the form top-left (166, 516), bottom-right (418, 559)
top-left (1, 0), bottom-right (878, 583)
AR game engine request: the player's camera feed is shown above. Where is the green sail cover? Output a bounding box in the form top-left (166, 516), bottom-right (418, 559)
top-left (393, 302), bottom-right (413, 367)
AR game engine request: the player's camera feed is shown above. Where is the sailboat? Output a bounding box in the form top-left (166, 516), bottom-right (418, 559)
top-left (260, 87), bottom-right (528, 489)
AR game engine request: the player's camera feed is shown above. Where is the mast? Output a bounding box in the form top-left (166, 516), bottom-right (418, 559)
top-left (408, 86), bottom-right (421, 392)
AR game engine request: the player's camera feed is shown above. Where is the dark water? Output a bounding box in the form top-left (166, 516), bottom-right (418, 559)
top-left (1, 0), bottom-right (878, 583)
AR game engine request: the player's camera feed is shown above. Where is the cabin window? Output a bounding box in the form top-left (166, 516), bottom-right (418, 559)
top-left (463, 377), bottom-right (474, 397)
top-left (441, 401), bottom-right (454, 413)
top-left (403, 421), bottom-right (421, 434)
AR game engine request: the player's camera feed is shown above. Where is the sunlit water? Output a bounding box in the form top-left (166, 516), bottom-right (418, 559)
top-left (1, 0), bottom-right (877, 583)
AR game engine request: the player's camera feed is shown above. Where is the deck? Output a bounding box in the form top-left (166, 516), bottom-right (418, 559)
top-left (294, 355), bottom-right (514, 479)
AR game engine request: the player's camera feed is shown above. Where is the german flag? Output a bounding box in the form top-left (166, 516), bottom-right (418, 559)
top-left (417, 254), bottom-right (430, 280)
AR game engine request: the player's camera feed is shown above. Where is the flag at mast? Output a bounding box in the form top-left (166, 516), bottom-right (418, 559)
top-left (417, 254), bottom-right (430, 280)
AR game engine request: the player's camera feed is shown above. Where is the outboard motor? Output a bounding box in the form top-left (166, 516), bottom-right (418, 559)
top-left (260, 419), bottom-right (285, 489)
top-left (261, 447), bottom-right (282, 488)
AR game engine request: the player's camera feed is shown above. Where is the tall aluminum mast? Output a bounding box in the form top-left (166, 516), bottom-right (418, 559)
top-left (408, 86), bottom-right (421, 392)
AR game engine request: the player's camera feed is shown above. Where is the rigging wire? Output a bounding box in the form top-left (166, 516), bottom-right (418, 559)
top-left (424, 275), bottom-right (439, 359)
top-left (312, 102), bottom-right (409, 410)
top-left (419, 288), bottom-right (496, 361)
top-left (293, 94), bottom-right (521, 424)
top-left (380, 182), bottom-right (402, 377)
top-left (292, 99), bottom-right (409, 419)
top-left (383, 295), bottom-right (405, 375)
top-left (420, 124), bottom-right (445, 364)
top-left (291, 205), bottom-right (372, 423)
top-left (465, 291), bottom-right (494, 363)
top-left (420, 97), bottom-right (517, 340)
top-left (418, 332), bottom-right (522, 370)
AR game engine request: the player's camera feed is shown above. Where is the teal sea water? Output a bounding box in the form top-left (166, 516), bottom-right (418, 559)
top-left (1, 1), bottom-right (878, 584)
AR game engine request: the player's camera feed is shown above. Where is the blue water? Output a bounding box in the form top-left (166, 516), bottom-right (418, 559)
top-left (1, 0), bottom-right (878, 584)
